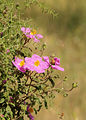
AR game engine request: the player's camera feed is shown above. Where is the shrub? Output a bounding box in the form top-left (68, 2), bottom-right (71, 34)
top-left (0, 0), bottom-right (77, 119)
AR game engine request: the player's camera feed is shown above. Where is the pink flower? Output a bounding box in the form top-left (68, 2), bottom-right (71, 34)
top-left (43, 56), bottom-right (64, 71)
top-left (0, 114), bottom-right (4, 117)
top-left (6, 49), bottom-right (10, 54)
top-left (9, 96), bottom-right (14, 103)
top-left (25, 54), bottom-right (49, 73)
top-left (12, 57), bottom-right (26, 72)
top-left (21, 27), bottom-right (43, 42)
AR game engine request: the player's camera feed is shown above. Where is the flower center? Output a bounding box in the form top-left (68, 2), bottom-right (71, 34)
top-left (19, 61), bottom-right (25, 67)
top-left (30, 29), bottom-right (36, 35)
top-left (34, 60), bottom-right (40, 67)
top-left (51, 59), bottom-right (55, 65)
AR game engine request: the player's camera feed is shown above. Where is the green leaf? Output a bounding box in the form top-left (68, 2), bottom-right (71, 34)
top-left (33, 108), bottom-right (37, 114)
top-left (6, 105), bottom-right (11, 112)
top-left (37, 104), bottom-right (42, 112)
top-left (9, 102), bottom-right (15, 107)
top-left (0, 98), bottom-right (5, 103)
top-left (6, 105), bottom-right (13, 117)
top-left (44, 99), bottom-right (48, 109)
top-left (0, 116), bottom-right (5, 120)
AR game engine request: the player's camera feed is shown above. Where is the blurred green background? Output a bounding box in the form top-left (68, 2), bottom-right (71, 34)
top-left (20, 0), bottom-right (86, 119)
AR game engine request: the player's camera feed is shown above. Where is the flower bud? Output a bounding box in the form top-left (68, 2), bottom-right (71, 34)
top-left (16, 3), bottom-right (19, 9)
top-left (42, 43), bottom-right (47, 49)
top-left (9, 96), bottom-right (14, 103)
top-left (6, 49), bottom-right (10, 54)
top-left (63, 93), bottom-right (68, 97)
top-left (0, 32), bottom-right (3, 38)
top-left (0, 114), bottom-right (4, 117)
top-left (10, 96), bottom-right (13, 100)
top-left (72, 83), bottom-right (78, 88)
top-left (2, 80), bottom-right (7, 84)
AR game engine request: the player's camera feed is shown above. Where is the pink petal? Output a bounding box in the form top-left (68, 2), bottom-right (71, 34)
top-left (21, 27), bottom-right (25, 32)
top-left (36, 68), bottom-right (45, 73)
top-left (36, 34), bottom-right (43, 39)
top-left (32, 54), bottom-right (42, 60)
top-left (51, 65), bottom-right (64, 71)
top-left (39, 61), bottom-right (49, 69)
top-left (43, 56), bottom-right (50, 64)
top-left (54, 57), bottom-right (60, 65)
top-left (26, 28), bottom-right (30, 33)
top-left (12, 58), bottom-right (26, 73)
top-left (33, 37), bottom-right (40, 42)
top-left (34, 66), bottom-right (45, 73)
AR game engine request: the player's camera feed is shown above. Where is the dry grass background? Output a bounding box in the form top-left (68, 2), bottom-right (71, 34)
top-left (19, 0), bottom-right (86, 119)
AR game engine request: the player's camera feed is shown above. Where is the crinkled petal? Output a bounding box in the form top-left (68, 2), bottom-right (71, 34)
top-left (29, 34), bottom-right (34, 39)
top-left (51, 65), bottom-right (64, 71)
top-left (15, 57), bottom-right (22, 64)
top-left (26, 28), bottom-right (31, 33)
top-left (21, 27), bottom-right (25, 33)
top-left (33, 37), bottom-right (40, 42)
top-left (36, 34), bottom-right (43, 39)
top-left (39, 61), bottom-right (49, 69)
top-left (25, 57), bottom-right (34, 71)
top-left (26, 34), bottom-right (31, 38)
top-left (32, 54), bottom-right (42, 60)
top-left (35, 67), bottom-right (45, 73)
top-left (43, 56), bottom-right (50, 64)
top-left (12, 57), bottom-right (26, 72)
top-left (54, 57), bottom-right (60, 65)
top-left (19, 67), bottom-right (26, 72)
top-left (12, 61), bottom-right (26, 72)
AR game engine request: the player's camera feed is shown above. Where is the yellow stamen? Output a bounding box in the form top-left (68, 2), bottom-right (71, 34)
top-left (29, 107), bottom-right (34, 113)
top-left (19, 61), bottom-right (25, 67)
top-left (34, 60), bottom-right (40, 67)
top-left (51, 58), bottom-right (55, 65)
top-left (30, 29), bottom-right (37, 35)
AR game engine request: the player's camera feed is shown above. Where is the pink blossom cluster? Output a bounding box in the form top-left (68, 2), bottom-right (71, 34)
top-left (21, 27), bottom-right (43, 42)
top-left (12, 54), bottom-right (64, 73)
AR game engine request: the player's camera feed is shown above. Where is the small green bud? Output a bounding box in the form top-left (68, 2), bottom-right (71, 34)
top-left (72, 83), bottom-right (78, 88)
top-left (16, 3), bottom-right (19, 9)
top-left (57, 89), bottom-right (60, 93)
top-left (63, 76), bottom-right (67, 81)
top-left (42, 43), bottom-right (47, 49)
top-left (0, 32), bottom-right (3, 38)
top-left (63, 93), bottom-right (68, 97)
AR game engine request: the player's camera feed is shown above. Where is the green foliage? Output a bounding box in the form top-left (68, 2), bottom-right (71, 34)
top-left (24, 0), bottom-right (59, 17)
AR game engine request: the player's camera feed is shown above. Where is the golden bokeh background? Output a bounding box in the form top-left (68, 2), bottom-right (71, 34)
top-left (19, 0), bottom-right (86, 119)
